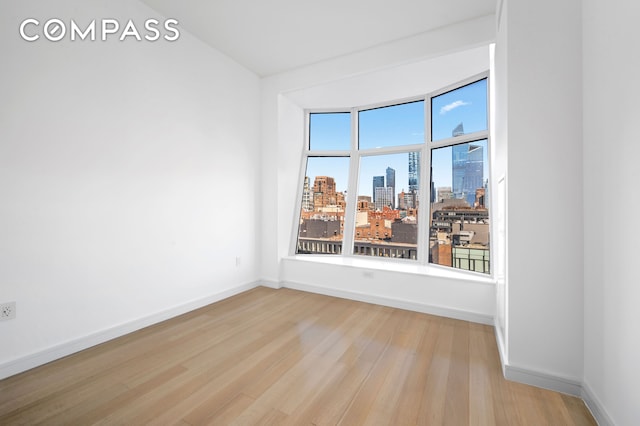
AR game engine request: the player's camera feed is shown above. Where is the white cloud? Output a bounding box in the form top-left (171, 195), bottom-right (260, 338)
top-left (440, 100), bottom-right (471, 115)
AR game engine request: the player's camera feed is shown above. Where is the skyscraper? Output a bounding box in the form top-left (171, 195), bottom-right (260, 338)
top-left (302, 176), bottom-right (313, 211)
top-left (431, 179), bottom-right (436, 203)
top-left (386, 167), bottom-right (396, 209)
top-left (408, 152), bottom-right (420, 192)
top-left (452, 143), bottom-right (484, 207)
top-left (452, 122), bottom-right (464, 137)
top-left (372, 176), bottom-right (384, 203)
top-left (374, 187), bottom-right (394, 211)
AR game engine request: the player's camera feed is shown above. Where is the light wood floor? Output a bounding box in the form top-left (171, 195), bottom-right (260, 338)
top-left (0, 287), bottom-right (595, 425)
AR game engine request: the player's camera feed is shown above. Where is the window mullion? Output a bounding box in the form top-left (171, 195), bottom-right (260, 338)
top-left (357, 143), bottom-right (425, 157)
top-left (430, 131), bottom-right (489, 150)
top-left (290, 112), bottom-right (311, 256)
top-left (341, 107), bottom-right (359, 256)
top-left (418, 98), bottom-right (431, 264)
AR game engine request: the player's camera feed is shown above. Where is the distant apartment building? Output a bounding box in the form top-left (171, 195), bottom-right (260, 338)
top-left (298, 218), bottom-right (341, 239)
top-left (374, 186), bottom-right (394, 211)
top-left (357, 195), bottom-right (372, 211)
top-left (437, 186), bottom-right (453, 202)
top-left (354, 208), bottom-right (400, 241)
top-left (398, 189), bottom-right (419, 210)
top-left (313, 176), bottom-right (337, 209)
top-left (391, 217), bottom-right (418, 244)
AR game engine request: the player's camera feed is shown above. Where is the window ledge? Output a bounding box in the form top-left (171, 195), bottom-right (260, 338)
top-left (282, 255), bottom-right (496, 285)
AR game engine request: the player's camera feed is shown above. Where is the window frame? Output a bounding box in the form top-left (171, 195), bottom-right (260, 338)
top-left (291, 71), bottom-right (492, 277)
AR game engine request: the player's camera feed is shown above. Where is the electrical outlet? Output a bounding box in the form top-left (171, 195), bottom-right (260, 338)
top-left (0, 302), bottom-right (16, 321)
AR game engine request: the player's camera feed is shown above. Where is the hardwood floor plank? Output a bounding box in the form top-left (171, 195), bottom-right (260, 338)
top-left (225, 300), bottom-right (367, 422)
top-left (444, 320), bottom-right (471, 425)
top-left (130, 293), bottom-right (330, 424)
top-left (468, 322), bottom-right (497, 425)
top-left (59, 364), bottom-right (188, 425)
top-left (389, 317), bottom-right (440, 425)
top-left (287, 306), bottom-right (391, 425)
top-left (0, 288), bottom-right (276, 416)
top-left (202, 393), bottom-right (256, 426)
top-left (356, 311), bottom-right (426, 425)
top-left (417, 319), bottom-right (455, 424)
top-left (336, 308), bottom-right (409, 425)
top-left (0, 287), bottom-right (597, 425)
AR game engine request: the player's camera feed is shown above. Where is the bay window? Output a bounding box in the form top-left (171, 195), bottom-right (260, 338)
top-left (294, 73), bottom-right (491, 275)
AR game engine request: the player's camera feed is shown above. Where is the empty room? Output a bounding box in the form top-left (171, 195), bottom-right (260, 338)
top-left (1, 0), bottom-right (638, 424)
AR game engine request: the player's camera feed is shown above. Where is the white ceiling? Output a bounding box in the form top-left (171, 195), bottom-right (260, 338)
top-left (140, 0), bottom-right (496, 76)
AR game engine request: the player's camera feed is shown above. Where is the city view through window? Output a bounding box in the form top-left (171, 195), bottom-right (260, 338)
top-left (296, 77), bottom-right (490, 274)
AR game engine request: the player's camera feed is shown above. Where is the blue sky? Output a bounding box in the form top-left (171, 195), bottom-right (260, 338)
top-left (309, 113), bottom-right (351, 151)
top-left (359, 101), bottom-right (424, 150)
top-left (305, 78), bottom-right (488, 200)
top-left (431, 79), bottom-right (487, 141)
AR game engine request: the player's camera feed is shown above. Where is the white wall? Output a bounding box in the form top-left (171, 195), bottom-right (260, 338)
top-left (583, 0), bottom-right (640, 424)
top-left (0, 0), bottom-right (261, 378)
top-left (281, 258), bottom-right (495, 324)
top-left (284, 47), bottom-right (490, 109)
top-left (492, 0), bottom-right (509, 363)
top-left (260, 18), bottom-right (497, 320)
top-left (495, 0), bottom-right (585, 393)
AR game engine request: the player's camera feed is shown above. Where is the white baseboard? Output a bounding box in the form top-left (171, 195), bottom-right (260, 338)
top-left (504, 364), bottom-right (583, 397)
top-left (0, 281), bottom-right (261, 381)
top-left (260, 279), bottom-right (282, 289)
top-left (582, 380), bottom-right (615, 426)
top-left (281, 280), bottom-right (493, 325)
top-left (493, 323), bottom-right (508, 376)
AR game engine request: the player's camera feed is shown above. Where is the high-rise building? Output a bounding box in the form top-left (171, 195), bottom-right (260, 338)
top-left (483, 179), bottom-right (489, 208)
top-left (374, 186), bottom-right (394, 211)
top-left (408, 152), bottom-right (420, 192)
top-left (431, 178), bottom-right (436, 203)
top-left (386, 167), bottom-right (396, 209)
top-left (313, 176), bottom-right (337, 209)
top-left (452, 144), bottom-right (484, 207)
top-left (302, 176), bottom-right (313, 211)
top-left (372, 176), bottom-right (384, 203)
top-left (452, 122), bottom-right (464, 137)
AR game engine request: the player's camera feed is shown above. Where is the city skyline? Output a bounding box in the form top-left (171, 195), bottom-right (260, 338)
top-left (305, 78), bottom-right (489, 199)
top-left (304, 139), bottom-right (488, 206)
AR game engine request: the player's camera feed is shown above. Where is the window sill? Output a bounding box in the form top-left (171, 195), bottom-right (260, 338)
top-left (282, 254), bottom-right (496, 286)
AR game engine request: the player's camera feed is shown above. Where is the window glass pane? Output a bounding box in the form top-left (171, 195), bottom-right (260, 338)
top-left (431, 79), bottom-right (487, 141)
top-left (430, 140), bottom-right (490, 273)
top-left (358, 101), bottom-right (424, 150)
top-left (296, 157), bottom-right (349, 254)
top-left (353, 152), bottom-right (420, 260)
top-left (309, 112), bottom-right (351, 151)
